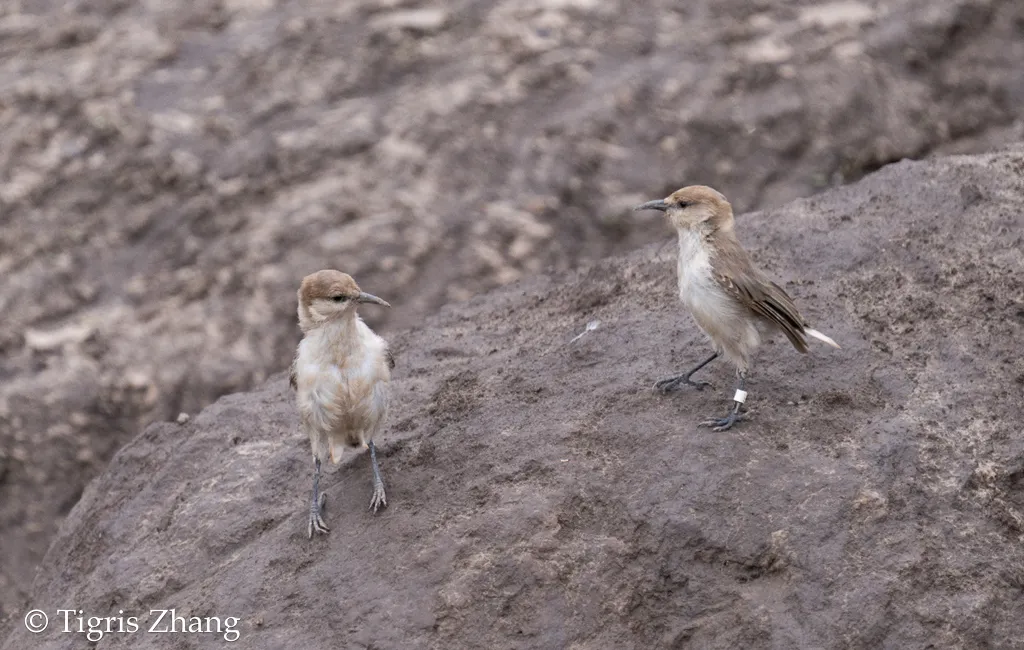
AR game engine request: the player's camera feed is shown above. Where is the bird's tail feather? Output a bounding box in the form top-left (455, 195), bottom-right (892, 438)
top-left (805, 328), bottom-right (840, 349)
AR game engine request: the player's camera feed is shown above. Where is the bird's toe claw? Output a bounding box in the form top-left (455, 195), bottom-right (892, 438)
top-left (699, 412), bottom-right (744, 431)
top-left (656, 377), bottom-right (711, 393)
top-left (308, 497), bottom-right (330, 539)
top-left (699, 417), bottom-right (731, 431)
top-left (655, 377), bottom-right (682, 393)
top-left (308, 520), bottom-right (328, 539)
top-left (308, 514), bottom-right (329, 538)
top-left (369, 485), bottom-right (388, 513)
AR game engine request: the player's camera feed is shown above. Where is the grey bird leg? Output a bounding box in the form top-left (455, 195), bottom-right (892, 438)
top-left (308, 457), bottom-right (329, 538)
top-left (368, 440), bottom-right (388, 513)
top-left (701, 373), bottom-right (747, 432)
top-left (656, 352), bottom-right (719, 393)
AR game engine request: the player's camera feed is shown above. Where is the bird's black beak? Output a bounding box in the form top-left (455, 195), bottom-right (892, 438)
top-left (633, 199), bottom-right (669, 212)
top-left (357, 292), bottom-right (391, 308)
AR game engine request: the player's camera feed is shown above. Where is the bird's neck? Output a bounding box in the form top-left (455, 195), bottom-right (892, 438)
top-left (678, 220), bottom-right (741, 252)
top-left (677, 226), bottom-right (714, 261)
top-left (676, 227), bottom-right (715, 294)
top-left (675, 224), bottom-right (746, 290)
top-left (315, 311), bottom-right (362, 350)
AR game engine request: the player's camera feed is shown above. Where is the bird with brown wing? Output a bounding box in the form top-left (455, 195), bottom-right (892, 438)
top-left (635, 186), bottom-right (839, 431)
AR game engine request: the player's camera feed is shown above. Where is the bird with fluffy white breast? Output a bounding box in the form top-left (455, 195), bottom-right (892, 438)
top-left (635, 185), bottom-right (839, 431)
top-left (289, 270), bottom-right (394, 538)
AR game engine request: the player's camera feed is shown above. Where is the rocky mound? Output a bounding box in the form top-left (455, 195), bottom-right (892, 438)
top-left (4, 148), bottom-right (1022, 648)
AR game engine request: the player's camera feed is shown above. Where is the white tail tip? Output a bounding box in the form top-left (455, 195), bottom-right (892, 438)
top-left (805, 328), bottom-right (840, 349)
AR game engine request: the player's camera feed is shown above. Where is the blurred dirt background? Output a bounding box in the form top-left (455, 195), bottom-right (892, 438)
top-left (4, 149), bottom-right (1023, 649)
top-left (0, 0), bottom-right (1023, 633)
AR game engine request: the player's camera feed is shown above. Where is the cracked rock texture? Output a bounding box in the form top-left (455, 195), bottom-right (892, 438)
top-left (3, 148), bottom-right (1023, 648)
top-left (2, 0), bottom-right (1024, 629)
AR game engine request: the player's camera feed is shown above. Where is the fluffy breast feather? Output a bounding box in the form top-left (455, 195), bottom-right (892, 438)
top-left (295, 320), bottom-right (391, 458)
top-left (675, 230), bottom-right (760, 369)
top-left (676, 230), bottom-right (734, 328)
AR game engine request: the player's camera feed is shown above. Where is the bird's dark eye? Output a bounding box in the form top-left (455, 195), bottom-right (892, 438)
top-left (331, 295), bottom-right (348, 303)
top-left (677, 201), bottom-right (692, 208)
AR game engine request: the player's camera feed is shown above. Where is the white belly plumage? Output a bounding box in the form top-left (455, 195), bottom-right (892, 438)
top-left (676, 231), bottom-right (760, 370)
top-left (296, 326), bottom-right (390, 463)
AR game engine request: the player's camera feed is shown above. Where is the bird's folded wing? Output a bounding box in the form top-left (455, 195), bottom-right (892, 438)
top-left (713, 269), bottom-right (809, 353)
top-left (288, 350), bottom-right (298, 390)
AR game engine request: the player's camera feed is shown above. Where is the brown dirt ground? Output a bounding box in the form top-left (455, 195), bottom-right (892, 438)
top-left (3, 147), bottom-right (1023, 649)
top-left (1, 0), bottom-right (1024, 637)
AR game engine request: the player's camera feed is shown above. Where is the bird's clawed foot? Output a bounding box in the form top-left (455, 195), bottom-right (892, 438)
top-left (656, 353), bottom-right (719, 393)
top-left (367, 440), bottom-right (388, 514)
top-left (308, 491), bottom-right (329, 539)
top-left (700, 410), bottom-right (745, 432)
top-left (369, 481), bottom-right (387, 513)
top-left (655, 375), bottom-right (712, 393)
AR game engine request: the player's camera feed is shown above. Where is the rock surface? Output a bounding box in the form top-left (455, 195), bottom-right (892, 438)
top-left (4, 148), bottom-right (1023, 648)
top-left (3, 0), bottom-right (1024, 622)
